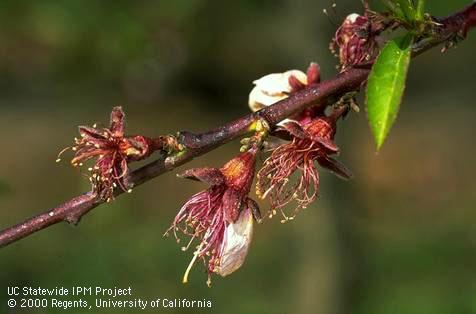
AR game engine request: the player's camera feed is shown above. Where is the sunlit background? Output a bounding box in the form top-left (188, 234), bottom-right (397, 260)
top-left (1, 1), bottom-right (475, 313)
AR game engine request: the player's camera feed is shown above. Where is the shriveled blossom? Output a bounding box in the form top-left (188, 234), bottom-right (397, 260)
top-left (167, 148), bottom-right (261, 286)
top-left (58, 107), bottom-right (167, 201)
top-left (256, 113), bottom-right (352, 221)
top-left (330, 13), bottom-right (380, 70)
top-left (249, 63), bottom-right (322, 125)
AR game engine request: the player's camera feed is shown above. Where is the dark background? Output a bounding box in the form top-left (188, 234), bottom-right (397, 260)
top-left (0, 1), bottom-right (475, 313)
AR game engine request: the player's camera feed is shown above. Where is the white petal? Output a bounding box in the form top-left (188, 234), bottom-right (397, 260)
top-left (345, 13), bottom-right (360, 24)
top-left (252, 70), bottom-right (306, 95)
top-left (215, 207), bottom-right (254, 277)
top-left (248, 70), bottom-right (307, 112)
top-left (249, 85), bottom-right (288, 111)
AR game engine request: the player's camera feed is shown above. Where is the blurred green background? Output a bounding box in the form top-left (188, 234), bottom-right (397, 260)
top-left (0, 1), bottom-right (475, 313)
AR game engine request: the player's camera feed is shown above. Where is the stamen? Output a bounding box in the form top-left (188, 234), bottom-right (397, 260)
top-left (261, 185), bottom-right (274, 199)
top-left (181, 235), bottom-right (196, 252)
top-left (56, 147), bottom-right (72, 163)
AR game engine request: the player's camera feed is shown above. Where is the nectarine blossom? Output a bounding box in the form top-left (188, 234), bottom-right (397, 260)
top-left (167, 148), bottom-right (261, 286)
top-left (256, 114), bottom-right (352, 221)
top-left (58, 107), bottom-right (166, 201)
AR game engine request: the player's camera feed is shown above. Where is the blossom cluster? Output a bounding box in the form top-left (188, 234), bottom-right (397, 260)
top-left (169, 62), bottom-right (352, 285)
top-left (58, 13), bottom-right (375, 285)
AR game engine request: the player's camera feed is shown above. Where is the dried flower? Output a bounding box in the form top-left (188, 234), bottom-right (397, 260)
top-left (330, 13), bottom-right (379, 70)
top-left (167, 149), bottom-right (260, 285)
top-left (58, 107), bottom-right (166, 201)
top-left (256, 114), bottom-right (352, 221)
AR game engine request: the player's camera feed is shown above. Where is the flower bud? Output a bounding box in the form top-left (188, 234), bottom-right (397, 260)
top-left (331, 13), bottom-right (379, 70)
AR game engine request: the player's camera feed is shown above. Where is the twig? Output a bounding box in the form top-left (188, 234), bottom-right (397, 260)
top-left (0, 2), bottom-right (475, 248)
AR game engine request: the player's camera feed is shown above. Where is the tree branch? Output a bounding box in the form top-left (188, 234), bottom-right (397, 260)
top-left (1, 2), bottom-right (475, 248)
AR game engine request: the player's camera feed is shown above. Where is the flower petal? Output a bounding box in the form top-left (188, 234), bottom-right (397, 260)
top-left (253, 70), bottom-right (306, 95)
top-left (215, 207), bottom-right (253, 277)
top-left (248, 85), bottom-right (288, 111)
top-left (248, 70), bottom-right (307, 112)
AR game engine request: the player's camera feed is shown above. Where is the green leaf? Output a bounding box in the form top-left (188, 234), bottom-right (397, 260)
top-left (366, 35), bottom-right (413, 150)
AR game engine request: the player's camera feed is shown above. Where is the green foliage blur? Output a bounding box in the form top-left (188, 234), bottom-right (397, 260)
top-left (0, 1), bottom-right (475, 313)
